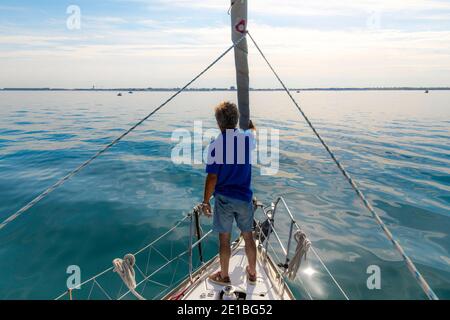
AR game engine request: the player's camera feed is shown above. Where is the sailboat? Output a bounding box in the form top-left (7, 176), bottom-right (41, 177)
top-left (56, 1), bottom-right (311, 301)
top-left (163, 199), bottom-right (304, 300)
top-left (0, 1), bottom-right (438, 301)
top-left (55, 1), bottom-right (316, 301)
top-left (56, 197), bottom-right (316, 301)
top-left (164, 2), bottom-right (306, 300)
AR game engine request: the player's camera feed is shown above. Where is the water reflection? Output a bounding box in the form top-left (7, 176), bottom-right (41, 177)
top-left (0, 91), bottom-right (448, 299)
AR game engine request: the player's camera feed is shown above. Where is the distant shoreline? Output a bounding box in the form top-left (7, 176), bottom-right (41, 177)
top-left (1, 87), bottom-right (449, 92)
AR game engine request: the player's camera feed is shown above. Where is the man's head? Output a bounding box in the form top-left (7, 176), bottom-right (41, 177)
top-left (215, 101), bottom-right (239, 132)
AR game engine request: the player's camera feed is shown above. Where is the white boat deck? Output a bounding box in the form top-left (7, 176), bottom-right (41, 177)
top-left (181, 239), bottom-right (294, 300)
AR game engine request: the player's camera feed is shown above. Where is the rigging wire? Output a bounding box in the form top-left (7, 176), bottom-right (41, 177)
top-left (4, 26), bottom-right (438, 301)
top-left (247, 31), bottom-right (439, 301)
top-left (0, 34), bottom-right (247, 232)
top-left (227, 1), bottom-right (236, 15)
top-left (55, 215), bottom-right (190, 300)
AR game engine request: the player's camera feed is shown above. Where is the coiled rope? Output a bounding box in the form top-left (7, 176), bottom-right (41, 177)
top-left (247, 31), bottom-right (438, 300)
top-left (0, 33), bottom-right (247, 232)
top-left (113, 254), bottom-right (145, 300)
top-left (55, 215), bottom-right (190, 300)
top-left (2, 29), bottom-right (438, 300)
top-left (286, 230), bottom-right (311, 281)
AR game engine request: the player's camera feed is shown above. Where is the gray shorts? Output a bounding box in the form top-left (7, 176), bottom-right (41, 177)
top-left (213, 194), bottom-right (254, 234)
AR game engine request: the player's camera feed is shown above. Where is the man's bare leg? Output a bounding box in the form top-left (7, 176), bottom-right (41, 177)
top-left (219, 233), bottom-right (231, 278)
top-left (242, 232), bottom-right (257, 276)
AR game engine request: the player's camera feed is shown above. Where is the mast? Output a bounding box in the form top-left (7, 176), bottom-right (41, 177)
top-left (230, 0), bottom-right (250, 130)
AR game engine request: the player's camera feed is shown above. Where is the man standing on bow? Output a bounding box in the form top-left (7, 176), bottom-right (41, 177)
top-left (202, 101), bottom-right (257, 286)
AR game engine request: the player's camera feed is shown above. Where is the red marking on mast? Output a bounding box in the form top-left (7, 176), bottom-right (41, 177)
top-left (235, 19), bottom-right (247, 33)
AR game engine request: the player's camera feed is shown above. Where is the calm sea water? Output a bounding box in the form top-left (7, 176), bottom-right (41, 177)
top-left (0, 91), bottom-right (448, 300)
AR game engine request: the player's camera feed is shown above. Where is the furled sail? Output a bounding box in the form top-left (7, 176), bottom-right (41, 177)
top-left (230, 0), bottom-right (250, 130)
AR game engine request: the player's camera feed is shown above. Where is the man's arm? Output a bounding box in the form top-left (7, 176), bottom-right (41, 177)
top-left (202, 173), bottom-right (217, 216)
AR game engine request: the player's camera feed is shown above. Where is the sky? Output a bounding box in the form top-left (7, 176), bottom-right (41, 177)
top-left (1, 0), bottom-right (450, 88)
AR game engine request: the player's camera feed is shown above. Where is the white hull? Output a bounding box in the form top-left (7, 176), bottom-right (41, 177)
top-left (164, 237), bottom-right (295, 301)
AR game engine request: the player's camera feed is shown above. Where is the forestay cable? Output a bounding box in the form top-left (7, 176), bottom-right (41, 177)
top-left (0, 34), bottom-right (247, 232)
top-left (247, 31), bottom-right (438, 301)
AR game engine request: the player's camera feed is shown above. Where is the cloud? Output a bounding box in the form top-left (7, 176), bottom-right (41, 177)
top-left (0, 5), bottom-right (27, 12)
top-left (84, 16), bottom-right (128, 25)
top-left (152, 0), bottom-right (450, 17)
top-left (2, 21), bottom-right (450, 87)
top-left (0, 0), bottom-right (449, 87)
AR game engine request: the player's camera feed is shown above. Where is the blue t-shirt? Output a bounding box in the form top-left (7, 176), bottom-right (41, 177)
top-left (206, 129), bottom-right (255, 202)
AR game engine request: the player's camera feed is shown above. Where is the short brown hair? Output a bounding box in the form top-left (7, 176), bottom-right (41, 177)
top-left (215, 101), bottom-right (239, 130)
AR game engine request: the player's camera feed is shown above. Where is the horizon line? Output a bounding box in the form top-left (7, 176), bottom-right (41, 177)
top-left (2, 86), bottom-right (450, 92)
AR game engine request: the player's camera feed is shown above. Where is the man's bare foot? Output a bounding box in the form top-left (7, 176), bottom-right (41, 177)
top-left (208, 271), bottom-right (231, 286)
top-left (246, 266), bottom-right (257, 285)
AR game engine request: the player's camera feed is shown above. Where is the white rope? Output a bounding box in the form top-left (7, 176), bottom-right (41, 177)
top-left (0, 33), bottom-right (247, 232)
top-left (118, 230), bottom-right (213, 300)
top-left (113, 254), bottom-right (146, 300)
top-left (248, 31), bottom-right (438, 301)
top-left (267, 238), bottom-right (314, 300)
top-left (286, 230), bottom-right (311, 281)
top-left (288, 222), bottom-right (350, 299)
top-left (55, 216), bottom-right (189, 300)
